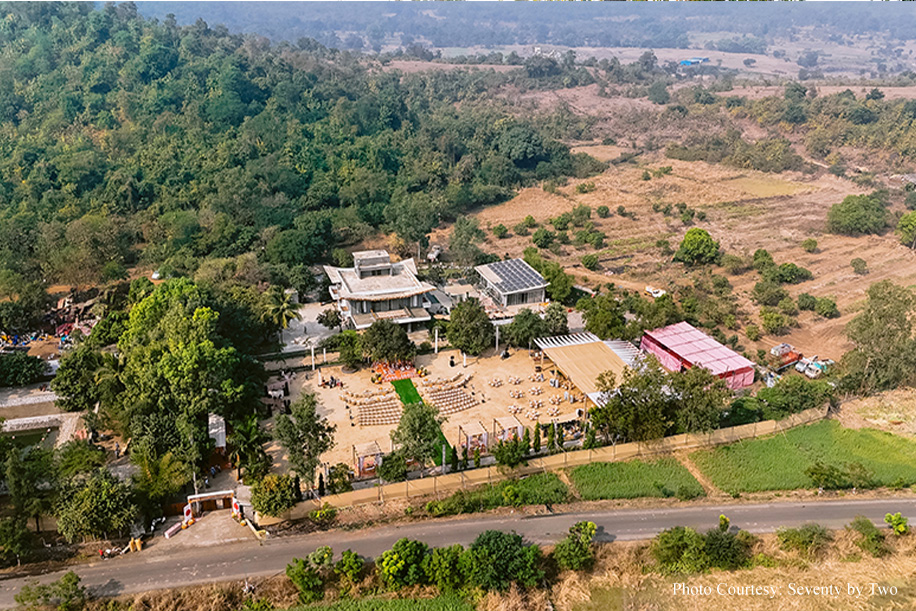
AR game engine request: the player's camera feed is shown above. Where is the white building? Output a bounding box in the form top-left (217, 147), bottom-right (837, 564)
top-left (475, 258), bottom-right (548, 308)
top-left (324, 250), bottom-right (435, 331)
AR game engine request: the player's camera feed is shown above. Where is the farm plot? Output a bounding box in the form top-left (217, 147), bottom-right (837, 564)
top-left (691, 420), bottom-right (916, 495)
top-left (570, 457), bottom-right (705, 501)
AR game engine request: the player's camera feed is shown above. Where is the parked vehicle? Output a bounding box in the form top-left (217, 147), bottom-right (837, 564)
top-left (645, 286), bottom-right (667, 298)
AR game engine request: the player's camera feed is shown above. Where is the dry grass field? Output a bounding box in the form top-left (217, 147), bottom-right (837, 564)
top-left (438, 153), bottom-right (916, 360)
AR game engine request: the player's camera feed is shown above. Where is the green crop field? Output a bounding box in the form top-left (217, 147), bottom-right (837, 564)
top-left (391, 379), bottom-right (423, 404)
top-left (570, 457), bottom-right (705, 500)
top-left (691, 421), bottom-right (916, 495)
top-left (296, 595), bottom-right (474, 611)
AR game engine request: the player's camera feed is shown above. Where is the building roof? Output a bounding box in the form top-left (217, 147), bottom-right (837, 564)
top-left (324, 256), bottom-right (434, 301)
top-left (494, 415), bottom-right (524, 432)
top-left (643, 321), bottom-right (754, 376)
top-left (353, 440), bottom-right (383, 457)
top-left (475, 259), bottom-right (548, 296)
top-left (534, 333), bottom-right (629, 396)
top-left (457, 421), bottom-right (488, 438)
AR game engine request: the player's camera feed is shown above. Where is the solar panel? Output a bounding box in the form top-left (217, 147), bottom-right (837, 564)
top-left (484, 259), bottom-right (546, 293)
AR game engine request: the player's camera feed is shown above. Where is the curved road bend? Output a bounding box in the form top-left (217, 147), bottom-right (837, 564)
top-left (1, 498), bottom-right (914, 608)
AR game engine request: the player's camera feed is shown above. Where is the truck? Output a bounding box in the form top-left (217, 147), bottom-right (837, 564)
top-left (768, 343), bottom-right (803, 371)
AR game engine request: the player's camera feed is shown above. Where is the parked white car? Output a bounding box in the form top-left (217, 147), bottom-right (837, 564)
top-left (645, 286), bottom-right (667, 298)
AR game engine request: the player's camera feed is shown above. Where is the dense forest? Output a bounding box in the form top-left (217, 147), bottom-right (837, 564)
top-left (0, 1), bottom-right (602, 329)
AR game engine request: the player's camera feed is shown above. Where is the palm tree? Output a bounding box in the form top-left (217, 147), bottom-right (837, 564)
top-left (260, 286), bottom-right (301, 330)
top-left (133, 447), bottom-right (189, 508)
top-left (228, 414), bottom-right (269, 480)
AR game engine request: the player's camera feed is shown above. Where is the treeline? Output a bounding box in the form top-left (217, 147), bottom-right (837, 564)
top-left (0, 2), bottom-right (602, 307)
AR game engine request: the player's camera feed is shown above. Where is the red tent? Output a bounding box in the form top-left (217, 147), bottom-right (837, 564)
top-left (640, 322), bottom-right (755, 390)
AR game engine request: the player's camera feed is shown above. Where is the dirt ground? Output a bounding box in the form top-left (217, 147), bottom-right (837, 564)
top-left (438, 151), bottom-right (901, 360)
top-left (269, 347), bottom-right (585, 471)
top-left (837, 389), bottom-right (916, 438)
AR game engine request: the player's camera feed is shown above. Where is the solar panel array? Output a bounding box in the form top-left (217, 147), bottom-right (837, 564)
top-left (485, 259), bottom-right (546, 293)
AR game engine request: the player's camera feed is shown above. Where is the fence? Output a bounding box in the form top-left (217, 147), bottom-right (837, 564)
top-left (255, 405), bottom-right (829, 526)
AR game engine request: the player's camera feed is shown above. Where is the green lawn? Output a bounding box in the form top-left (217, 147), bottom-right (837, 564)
top-left (691, 420), bottom-right (916, 495)
top-left (570, 457), bottom-right (705, 501)
top-left (295, 595), bottom-right (473, 611)
top-left (391, 379), bottom-right (423, 404)
top-left (391, 379), bottom-right (450, 466)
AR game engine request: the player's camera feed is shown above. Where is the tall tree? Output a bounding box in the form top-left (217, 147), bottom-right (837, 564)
top-left (260, 285), bottom-right (301, 330)
top-left (505, 308), bottom-right (547, 348)
top-left (390, 401), bottom-right (444, 469)
top-left (447, 299), bottom-right (494, 356)
top-left (228, 413), bottom-right (270, 480)
top-left (543, 301), bottom-right (569, 336)
top-left (274, 393), bottom-right (336, 489)
top-left (362, 320), bottom-right (414, 363)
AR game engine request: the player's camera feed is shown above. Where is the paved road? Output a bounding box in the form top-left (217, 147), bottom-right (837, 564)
top-left (1, 498), bottom-right (914, 608)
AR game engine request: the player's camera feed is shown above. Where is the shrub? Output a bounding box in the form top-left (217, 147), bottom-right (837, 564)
top-left (656, 239), bottom-right (673, 256)
top-left (721, 253), bottom-right (749, 275)
top-left (532, 228), bottom-right (555, 249)
top-left (752, 280), bottom-right (789, 306)
top-left (778, 297), bottom-right (798, 316)
top-left (848, 516), bottom-right (888, 557)
top-left (797, 293), bottom-right (817, 311)
top-left (378, 538), bottom-right (430, 589)
top-left (493, 438), bottom-right (527, 469)
top-left (286, 557), bottom-right (324, 604)
top-left (513, 222), bottom-right (530, 236)
top-left (885, 512), bottom-right (909, 536)
top-left (777, 523), bottom-right (832, 557)
top-left (775, 262), bottom-right (813, 284)
top-left (334, 549), bottom-right (365, 588)
top-left (759, 308), bottom-right (794, 335)
top-left (651, 526), bottom-right (708, 574)
top-left (308, 502), bottom-right (338, 527)
top-left (596, 205), bottom-right (610, 218)
top-left (492, 224), bottom-right (509, 239)
top-left (641, 170), bottom-right (651, 181)
top-left (251, 474), bottom-right (298, 517)
top-left (801, 238), bottom-right (818, 253)
top-left (464, 530), bottom-right (543, 591)
top-left (815, 297), bottom-right (839, 318)
top-left (752, 248), bottom-right (774, 271)
top-left (906, 191), bottom-right (916, 210)
top-left (523, 215), bottom-right (537, 228)
top-left (551, 212), bottom-right (572, 231)
top-left (571, 205), bottom-right (592, 226)
top-left (851, 257), bottom-right (868, 275)
top-left (552, 521), bottom-right (597, 571)
top-left (14, 571), bottom-right (86, 611)
top-left (581, 254), bottom-right (599, 271)
top-left (576, 181), bottom-right (596, 194)
top-left (745, 324), bottom-right (760, 342)
top-left (422, 544), bottom-right (465, 592)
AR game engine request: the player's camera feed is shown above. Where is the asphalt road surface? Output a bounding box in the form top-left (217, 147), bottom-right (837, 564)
top-left (1, 497), bottom-right (914, 608)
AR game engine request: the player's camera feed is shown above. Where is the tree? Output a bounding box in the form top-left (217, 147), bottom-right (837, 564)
top-left (647, 80), bottom-right (670, 105)
top-left (362, 320), bottom-right (414, 363)
top-left (577, 294), bottom-right (626, 340)
top-left (228, 413), bottom-right (270, 481)
top-left (447, 299), bottom-right (494, 356)
top-left (492, 224), bottom-right (509, 239)
top-left (337, 330), bottom-right (364, 370)
top-left (131, 444), bottom-right (188, 515)
top-left (668, 365), bottom-right (730, 434)
top-left (0, 353), bottom-right (45, 388)
top-left (531, 227), bottom-right (554, 249)
top-left (673, 228), bottom-right (720, 265)
top-left (0, 518), bottom-right (34, 567)
top-left (591, 360), bottom-right (668, 443)
top-left (56, 469), bottom-right (137, 543)
top-left (275, 393), bottom-right (335, 488)
top-left (251, 474), bottom-right (299, 517)
top-left (827, 193), bottom-right (887, 235)
top-left (851, 257), bottom-right (868, 275)
top-left (378, 451), bottom-right (408, 483)
top-left (449, 217), bottom-right (485, 266)
top-left (377, 538), bottom-right (429, 589)
top-left (15, 571), bottom-right (86, 611)
top-left (543, 301), bottom-right (569, 336)
top-left (815, 297), bottom-right (839, 319)
top-left (6, 448), bottom-right (56, 533)
top-left (505, 308), bottom-right (547, 348)
top-left (897, 211), bottom-right (916, 249)
top-left (317, 308), bottom-right (342, 331)
top-left (844, 280), bottom-right (916, 392)
top-left (390, 402), bottom-right (443, 468)
top-left (260, 285), bottom-right (301, 330)
top-left (52, 344), bottom-right (102, 412)
top-left (801, 238), bottom-right (818, 253)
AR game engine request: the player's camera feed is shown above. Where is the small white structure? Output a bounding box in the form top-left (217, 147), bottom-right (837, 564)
top-left (208, 414), bottom-right (226, 451)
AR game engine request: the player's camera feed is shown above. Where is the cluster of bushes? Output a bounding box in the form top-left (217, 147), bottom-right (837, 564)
top-left (666, 131), bottom-right (805, 173)
top-left (651, 515), bottom-right (756, 574)
top-left (652, 201), bottom-right (707, 225)
top-left (827, 191), bottom-right (889, 236)
top-left (286, 526), bottom-right (597, 604)
top-left (424, 473), bottom-right (568, 517)
top-left (0, 352), bottom-right (46, 388)
top-left (720, 375), bottom-right (833, 426)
